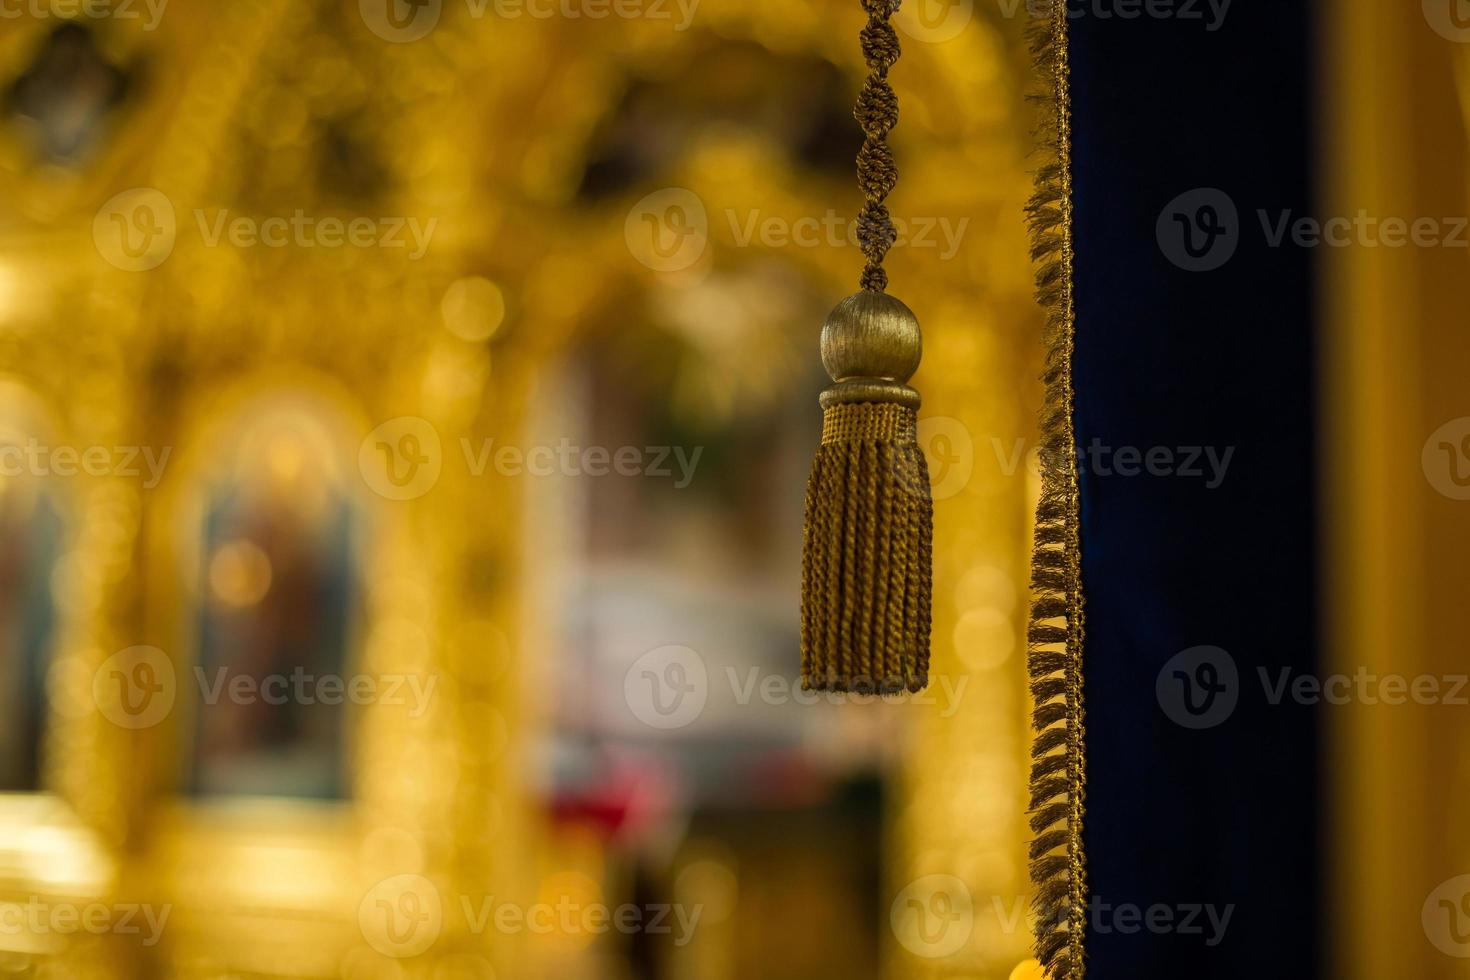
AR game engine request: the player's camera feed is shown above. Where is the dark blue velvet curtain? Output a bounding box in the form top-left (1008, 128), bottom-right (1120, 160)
top-left (1069, 0), bottom-right (1322, 975)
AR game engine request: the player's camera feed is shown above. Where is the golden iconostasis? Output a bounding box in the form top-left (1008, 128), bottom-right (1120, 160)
top-left (0, 3), bottom-right (1043, 978)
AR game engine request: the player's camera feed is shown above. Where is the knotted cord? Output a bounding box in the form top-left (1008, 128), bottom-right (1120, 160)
top-left (855, 0), bottom-right (901, 292)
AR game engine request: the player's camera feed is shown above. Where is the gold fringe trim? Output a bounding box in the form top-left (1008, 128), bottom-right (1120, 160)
top-left (1025, 0), bottom-right (1086, 976)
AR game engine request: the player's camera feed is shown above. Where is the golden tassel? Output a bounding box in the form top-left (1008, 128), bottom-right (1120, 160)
top-left (800, 0), bottom-right (933, 694)
top-left (801, 291), bottom-right (932, 693)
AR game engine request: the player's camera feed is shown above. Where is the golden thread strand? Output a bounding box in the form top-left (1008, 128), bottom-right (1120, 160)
top-left (1025, 0), bottom-right (1087, 976)
top-left (821, 455), bottom-right (843, 676)
top-left (872, 471), bottom-right (895, 683)
top-left (839, 446), bottom-right (861, 681)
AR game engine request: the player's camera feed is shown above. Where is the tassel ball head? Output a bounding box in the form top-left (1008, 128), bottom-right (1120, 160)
top-left (801, 290), bottom-right (933, 695)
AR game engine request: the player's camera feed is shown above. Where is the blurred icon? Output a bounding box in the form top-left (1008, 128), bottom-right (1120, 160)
top-left (1423, 874), bottom-right (1470, 957)
top-left (359, 0), bottom-right (443, 42)
top-left (93, 188), bottom-right (176, 272)
top-left (359, 874), bottom-right (443, 957)
top-left (894, 0), bottom-right (974, 43)
top-left (624, 644), bottom-right (708, 729)
top-left (890, 874), bottom-right (974, 959)
top-left (1422, 417), bottom-right (1470, 500)
top-left (359, 417), bottom-right (443, 500)
top-left (1156, 645), bottom-right (1238, 729)
top-left (1156, 188), bottom-right (1239, 272)
top-left (93, 645), bottom-right (176, 730)
top-left (625, 188), bottom-right (708, 272)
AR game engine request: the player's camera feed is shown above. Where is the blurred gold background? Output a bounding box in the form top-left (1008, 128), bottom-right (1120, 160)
top-left (1324, 2), bottom-right (1470, 978)
top-left (0, 3), bottom-right (1045, 978)
top-left (5, 2), bottom-right (1465, 978)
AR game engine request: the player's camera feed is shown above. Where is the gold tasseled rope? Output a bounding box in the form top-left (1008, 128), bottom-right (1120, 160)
top-left (801, 0), bottom-right (933, 694)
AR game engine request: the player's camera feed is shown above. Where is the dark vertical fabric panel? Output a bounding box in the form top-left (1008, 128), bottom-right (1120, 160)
top-left (1068, 0), bottom-right (1320, 976)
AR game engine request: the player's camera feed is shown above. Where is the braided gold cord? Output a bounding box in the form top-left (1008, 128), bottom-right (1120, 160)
top-left (855, 0), bottom-right (902, 292)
